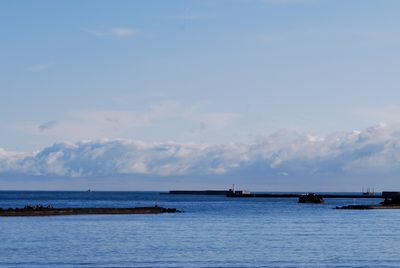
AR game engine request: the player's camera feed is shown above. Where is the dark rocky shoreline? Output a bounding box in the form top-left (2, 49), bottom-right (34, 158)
top-left (0, 205), bottom-right (181, 217)
top-left (336, 205), bottom-right (400, 209)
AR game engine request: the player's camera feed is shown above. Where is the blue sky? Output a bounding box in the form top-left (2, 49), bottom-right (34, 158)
top-left (1, 1), bottom-right (400, 190)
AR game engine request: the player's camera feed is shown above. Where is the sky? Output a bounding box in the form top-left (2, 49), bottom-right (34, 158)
top-left (2, 0), bottom-right (400, 190)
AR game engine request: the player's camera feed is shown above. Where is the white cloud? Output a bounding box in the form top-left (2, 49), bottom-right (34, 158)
top-left (3, 124), bottom-right (400, 181)
top-left (110, 27), bottom-right (137, 38)
top-left (84, 27), bottom-right (137, 38)
top-left (14, 100), bottom-right (240, 142)
top-left (83, 29), bottom-right (106, 37)
top-left (201, 113), bottom-right (239, 129)
top-left (14, 103), bottom-right (176, 141)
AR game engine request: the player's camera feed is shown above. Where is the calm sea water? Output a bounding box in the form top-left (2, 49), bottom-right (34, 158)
top-left (0, 191), bottom-right (399, 268)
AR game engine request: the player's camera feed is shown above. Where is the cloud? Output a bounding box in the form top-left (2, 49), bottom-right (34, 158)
top-left (110, 27), bottom-right (137, 38)
top-left (25, 63), bottom-right (51, 72)
top-left (172, 14), bottom-right (205, 21)
top-left (14, 101), bottom-right (239, 142)
top-left (39, 121), bottom-right (58, 132)
top-left (355, 106), bottom-right (400, 124)
top-left (84, 27), bottom-right (137, 38)
top-left (15, 110), bottom-right (151, 141)
top-left (201, 112), bottom-right (239, 128)
top-left (3, 124), bottom-right (400, 183)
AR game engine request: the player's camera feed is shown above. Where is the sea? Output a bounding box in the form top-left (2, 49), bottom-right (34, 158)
top-left (0, 191), bottom-right (399, 268)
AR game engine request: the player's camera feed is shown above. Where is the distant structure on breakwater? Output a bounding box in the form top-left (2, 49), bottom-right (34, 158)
top-left (163, 184), bottom-right (247, 196)
top-left (165, 187), bottom-right (400, 209)
top-left (362, 187), bottom-right (374, 196)
top-left (165, 186), bottom-right (383, 199)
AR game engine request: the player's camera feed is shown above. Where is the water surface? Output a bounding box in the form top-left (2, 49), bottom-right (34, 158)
top-left (0, 191), bottom-right (398, 267)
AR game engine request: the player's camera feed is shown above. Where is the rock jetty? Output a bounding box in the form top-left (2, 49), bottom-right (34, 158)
top-left (336, 191), bottom-right (400, 209)
top-left (336, 204), bottom-right (400, 210)
top-left (0, 205), bottom-right (181, 217)
top-left (298, 193), bottom-right (325, 204)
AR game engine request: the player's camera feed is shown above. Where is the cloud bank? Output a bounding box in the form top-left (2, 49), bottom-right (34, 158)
top-left (2, 124), bottom-right (400, 188)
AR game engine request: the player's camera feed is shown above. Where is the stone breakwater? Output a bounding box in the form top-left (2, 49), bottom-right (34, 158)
top-left (0, 205), bottom-right (181, 216)
top-left (336, 205), bottom-right (400, 210)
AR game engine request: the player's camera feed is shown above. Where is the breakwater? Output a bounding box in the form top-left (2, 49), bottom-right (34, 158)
top-left (0, 205), bottom-right (180, 217)
top-left (336, 191), bottom-right (400, 209)
top-left (336, 204), bottom-right (400, 209)
top-left (162, 190), bottom-right (231, 195)
top-left (164, 189), bottom-right (383, 199)
top-left (226, 193), bottom-right (383, 199)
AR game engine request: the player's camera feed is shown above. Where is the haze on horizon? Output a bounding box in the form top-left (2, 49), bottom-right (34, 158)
top-left (2, 0), bottom-right (400, 191)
